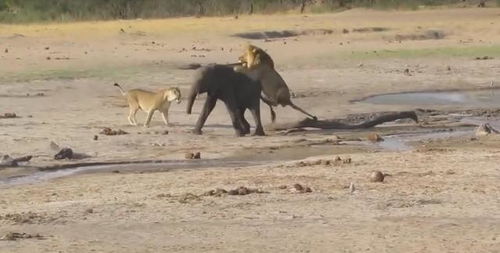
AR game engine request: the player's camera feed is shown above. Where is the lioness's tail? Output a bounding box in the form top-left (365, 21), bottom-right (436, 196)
top-left (113, 83), bottom-right (126, 96)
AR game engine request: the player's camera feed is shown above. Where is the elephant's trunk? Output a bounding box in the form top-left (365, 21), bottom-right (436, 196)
top-left (186, 84), bottom-right (198, 114)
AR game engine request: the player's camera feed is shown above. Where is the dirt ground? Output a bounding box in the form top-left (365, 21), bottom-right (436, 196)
top-left (0, 8), bottom-right (499, 252)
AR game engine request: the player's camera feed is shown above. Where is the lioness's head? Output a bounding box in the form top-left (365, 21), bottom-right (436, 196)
top-left (238, 44), bottom-right (275, 69)
top-left (164, 87), bottom-right (182, 104)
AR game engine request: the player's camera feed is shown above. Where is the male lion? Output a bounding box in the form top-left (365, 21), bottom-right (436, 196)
top-left (235, 44), bottom-right (317, 122)
top-left (114, 83), bottom-right (181, 127)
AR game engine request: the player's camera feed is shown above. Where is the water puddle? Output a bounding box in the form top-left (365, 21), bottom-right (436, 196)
top-left (358, 89), bottom-right (500, 107)
top-left (373, 130), bottom-right (471, 151)
top-left (0, 159), bottom-right (264, 187)
top-left (0, 129), bottom-right (475, 187)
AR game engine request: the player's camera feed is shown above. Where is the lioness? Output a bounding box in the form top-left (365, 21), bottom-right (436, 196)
top-left (114, 83), bottom-right (181, 127)
top-left (235, 44), bottom-right (317, 122)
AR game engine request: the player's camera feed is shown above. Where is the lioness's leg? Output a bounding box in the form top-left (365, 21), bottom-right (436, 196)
top-left (144, 110), bottom-right (156, 127)
top-left (161, 110), bottom-right (170, 126)
top-left (128, 107), bottom-right (139, 126)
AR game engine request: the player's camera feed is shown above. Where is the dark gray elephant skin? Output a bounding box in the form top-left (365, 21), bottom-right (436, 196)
top-left (186, 64), bottom-right (265, 136)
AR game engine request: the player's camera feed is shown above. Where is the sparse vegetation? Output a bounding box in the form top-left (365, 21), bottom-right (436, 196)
top-left (0, 0), bottom-right (496, 23)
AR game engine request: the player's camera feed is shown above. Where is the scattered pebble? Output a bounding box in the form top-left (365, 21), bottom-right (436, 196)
top-left (403, 68), bottom-right (412, 76)
top-left (292, 183), bottom-right (312, 193)
top-left (0, 232), bottom-right (44, 241)
top-left (370, 171), bottom-right (385, 182)
top-left (204, 186), bottom-right (264, 196)
top-left (185, 152), bottom-right (201, 159)
top-left (0, 112), bottom-right (17, 119)
top-left (93, 135), bottom-right (98, 141)
top-left (100, 127), bottom-right (128, 136)
top-left (367, 133), bottom-right (384, 142)
top-left (202, 188), bottom-right (227, 197)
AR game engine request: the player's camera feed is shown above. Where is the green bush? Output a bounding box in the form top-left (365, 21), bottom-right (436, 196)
top-left (0, 0), bottom-right (481, 23)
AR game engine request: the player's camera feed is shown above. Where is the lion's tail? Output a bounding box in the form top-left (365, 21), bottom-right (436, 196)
top-left (113, 83), bottom-right (126, 96)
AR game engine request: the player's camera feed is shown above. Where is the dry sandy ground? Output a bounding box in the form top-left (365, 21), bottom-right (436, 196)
top-left (1, 8), bottom-right (500, 252)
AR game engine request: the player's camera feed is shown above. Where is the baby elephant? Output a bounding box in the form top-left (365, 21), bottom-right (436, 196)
top-left (186, 64), bottom-right (264, 136)
top-left (114, 83), bottom-right (181, 127)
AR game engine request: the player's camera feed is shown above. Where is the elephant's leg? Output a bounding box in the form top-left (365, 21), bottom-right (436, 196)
top-left (261, 95), bottom-right (277, 123)
top-left (239, 108), bottom-right (250, 135)
top-left (222, 97), bottom-right (244, 137)
top-left (249, 101), bottom-right (265, 136)
top-left (193, 96), bottom-right (217, 135)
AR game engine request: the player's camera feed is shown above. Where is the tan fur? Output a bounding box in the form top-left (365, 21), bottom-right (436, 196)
top-left (114, 83), bottom-right (181, 127)
top-left (238, 44), bottom-right (275, 69)
top-left (235, 44), bottom-right (316, 122)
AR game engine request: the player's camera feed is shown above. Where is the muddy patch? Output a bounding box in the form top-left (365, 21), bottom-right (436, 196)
top-left (233, 28), bottom-right (333, 40)
top-left (352, 27), bottom-right (389, 33)
top-left (391, 29), bottom-right (445, 41)
top-left (356, 88), bottom-right (500, 107)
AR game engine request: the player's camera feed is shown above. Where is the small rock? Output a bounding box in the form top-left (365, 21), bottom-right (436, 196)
top-left (349, 182), bottom-right (355, 193)
top-left (85, 208), bottom-right (93, 214)
top-left (93, 135), bottom-right (98, 141)
top-left (162, 130), bottom-right (169, 135)
top-left (403, 68), bottom-right (412, 76)
top-left (278, 185), bottom-right (287, 189)
top-left (367, 133), bottom-right (384, 142)
top-left (370, 171), bottom-right (385, 182)
top-left (193, 152), bottom-right (201, 159)
top-left (292, 183), bottom-right (312, 193)
top-left (237, 186), bottom-right (249, 195)
top-left (185, 152), bottom-right (194, 159)
top-left (4, 48), bottom-right (7, 53)
top-left (343, 157), bottom-right (352, 164)
top-left (54, 148), bottom-right (73, 160)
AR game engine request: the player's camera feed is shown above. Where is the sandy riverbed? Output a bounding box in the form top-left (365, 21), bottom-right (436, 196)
top-left (0, 7), bottom-right (499, 252)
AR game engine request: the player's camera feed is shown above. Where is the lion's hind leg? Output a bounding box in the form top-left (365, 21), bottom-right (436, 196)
top-left (260, 95), bottom-right (277, 123)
